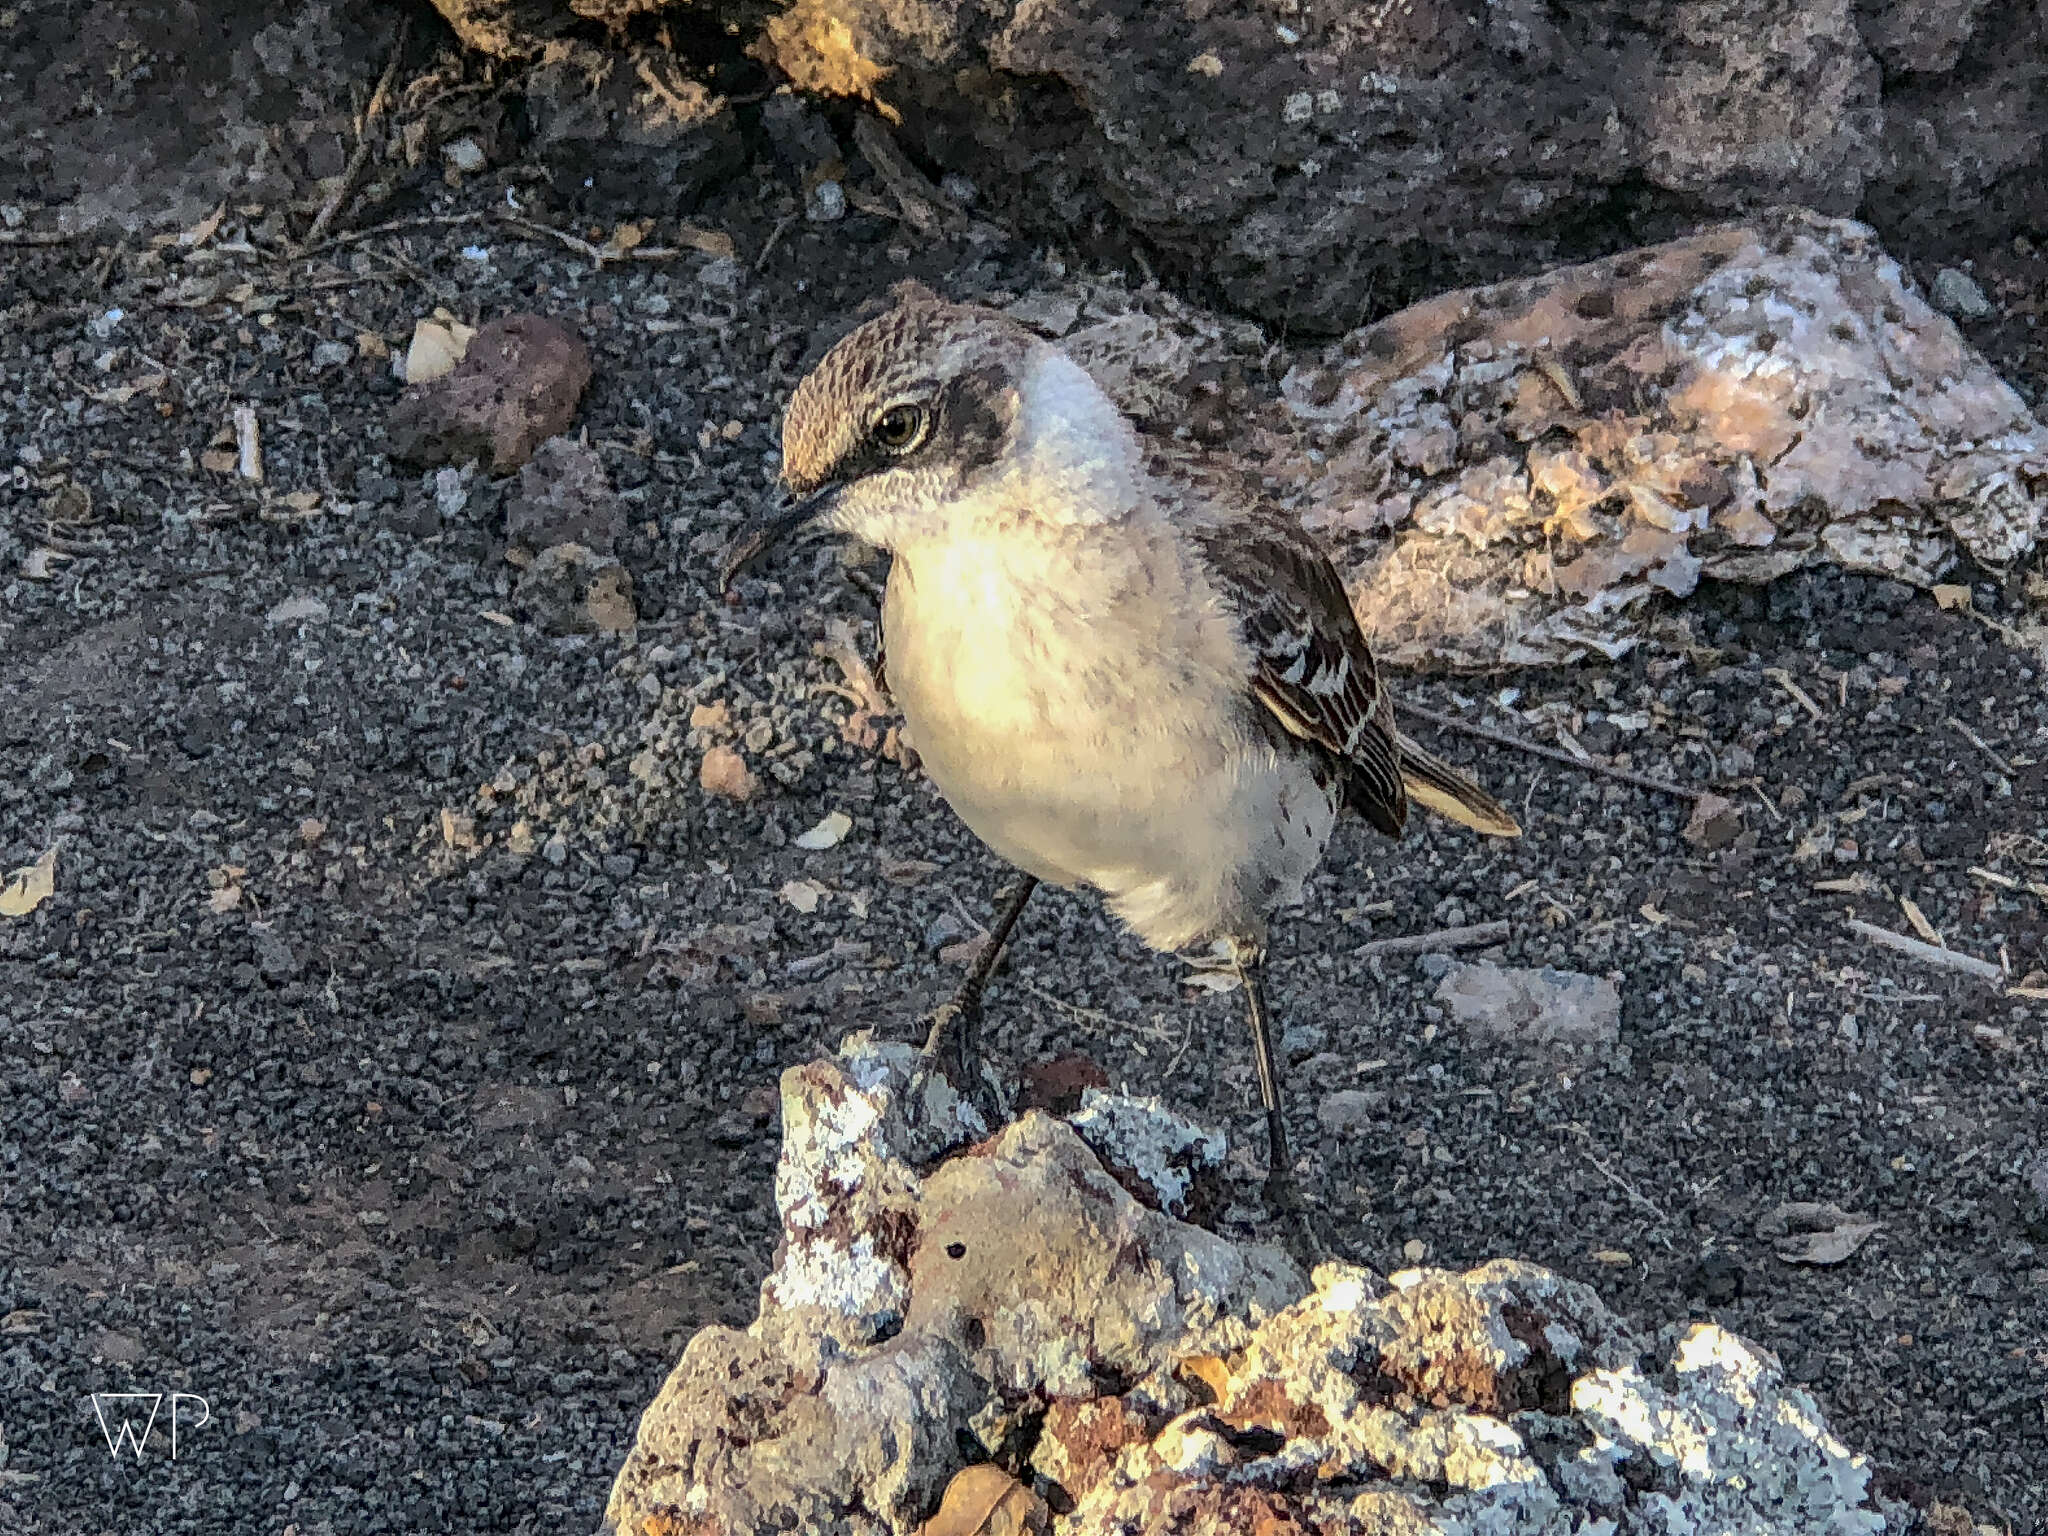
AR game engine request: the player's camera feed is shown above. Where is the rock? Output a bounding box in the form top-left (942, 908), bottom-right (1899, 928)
top-left (387, 315), bottom-right (593, 474)
top-left (608, 1035), bottom-right (1917, 1536)
top-left (1435, 961), bottom-right (1622, 1053)
top-left (504, 437), bottom-right (622, 558)
top-left (1267, 209), bottom-right (2048, 667)
top-left (1682, 792), bottom-right (1746, 853)
top-left (520, 42), bottom-right (745, 209)
top-left (264, 594), bottom-right (330, 628)
top-left (1315, 1088), bottom-right (1381, 1134)
top-left (697, 745), bottom-right (759, 802)
top-left (513, 542), bottom-right (636, 634)
top-left (1931, 266), bottom-right (1993, 318)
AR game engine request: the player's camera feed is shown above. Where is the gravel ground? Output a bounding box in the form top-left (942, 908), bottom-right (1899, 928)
top-left (2, 166), bottom-right (2045, 1535)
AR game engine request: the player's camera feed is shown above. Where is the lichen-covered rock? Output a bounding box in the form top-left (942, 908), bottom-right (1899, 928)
top-left (606, 1036), bottom-right (1916, 1536)
top-left (1268, 208), bottom-right (2046, 667)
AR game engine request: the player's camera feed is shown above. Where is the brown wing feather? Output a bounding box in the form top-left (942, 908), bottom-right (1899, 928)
top-left (1190, 509), bottom-right (1408, 837)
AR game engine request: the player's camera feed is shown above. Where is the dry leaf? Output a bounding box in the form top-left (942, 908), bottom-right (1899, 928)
top-left (1931, 583), bottom-right (1973, 611)
top-left (794, 810), bottom-right (852, 850)
top-left (440, 808), bottom-right (477, 849)
top-left (280, 489), bottom-right (322, 512)
top-left (0, 847), bottom-right (58, 917)
top-left (199, 447), bottom-right (238, 475)
top-left (678, 224), bottom-right (737, 261)
top-left (1591, 1248), bottom-right (1633, 1266)
top-left (355, 330), bottom-right (390, 360)
top-left (208, 884), bottom-right (243, 914)
top-left (880, 856), bottom-right (940, 885)
top-left (1757, 1202), bottom-right (1882, 1265)
top-left (916, 1464), bottom-right (1049, 1536)
top-left (606, 219), bottom-right (651, 254)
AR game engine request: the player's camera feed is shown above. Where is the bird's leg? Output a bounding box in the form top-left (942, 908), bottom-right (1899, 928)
top-left (1232, 942), bottom-right (1296, 1209)
top-left (922, 874), bottom-right (1037, 1121)
top-left (1233, 942), bottom-right (1337, 1268)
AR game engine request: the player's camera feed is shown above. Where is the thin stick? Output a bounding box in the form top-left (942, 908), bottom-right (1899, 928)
top-left (0, 230), bottom-right (82, 246)
top-left (754, 212), bottom-right (796, 273)
top-left (299, 17), bottom-right (409, 252)
top-left (1846, 919), bottom-right (2004, 984)
top-left (293, 212), bottom-right (485, 259)
top-left (1948, 716), bottom-right (2017, 778)
top-left (1355, 919), bottom-right (1509, 958)
top-left (1395, 700), bottom-right (1705, 802)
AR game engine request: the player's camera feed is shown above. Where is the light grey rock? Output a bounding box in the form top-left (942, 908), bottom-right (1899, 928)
top-left (1931, 266), bottom-right (1993, 318)
top-left (1316, 1088), bottom-right (1382, 1134)
top-left (1435, 961), bottom-right (1623, 1053)
top-left (1268, 209), bottom-right (2048, 667)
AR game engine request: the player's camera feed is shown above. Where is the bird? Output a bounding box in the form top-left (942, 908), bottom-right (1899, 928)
top-left (722, 281), bottom-right (1518, 1233)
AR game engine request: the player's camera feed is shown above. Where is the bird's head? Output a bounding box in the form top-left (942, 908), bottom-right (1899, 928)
top-left (720, 282), bottom-right (1138, 589)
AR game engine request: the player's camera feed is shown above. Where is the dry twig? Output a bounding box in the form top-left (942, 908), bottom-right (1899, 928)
top-left (1948, 716), bottom-right (2017, 778)
top-left (1846, 919), bottom-right (2004, 984)
top-left (299, 18), bottom-right (410, 252)
top-left (1395, 700), bottom-right (1706, 802)
top-left (1355, 920), bottom-right (1509, 959)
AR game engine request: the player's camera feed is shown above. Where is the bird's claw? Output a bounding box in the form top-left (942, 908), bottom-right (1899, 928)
top-left (921, 998), bottom-right (1007, 1130)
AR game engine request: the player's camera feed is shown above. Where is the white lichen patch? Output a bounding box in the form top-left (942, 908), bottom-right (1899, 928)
top-left (1067, 1088), bottom-right (1225, 1216)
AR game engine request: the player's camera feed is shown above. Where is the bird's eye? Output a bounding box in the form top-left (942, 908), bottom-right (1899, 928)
top-left (872, 404), bottom-right (925, 453)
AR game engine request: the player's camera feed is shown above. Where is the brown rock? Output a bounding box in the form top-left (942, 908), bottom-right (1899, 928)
top-left (697, 745), bottom-right (758, 801)
top-left (387, 315), bottom-right (593, 473)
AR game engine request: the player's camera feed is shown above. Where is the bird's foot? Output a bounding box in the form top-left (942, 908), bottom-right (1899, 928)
top-left (1264, 1168), bottom-right (1355, 1274)
top-left (920, 998), bottom-right (1007, 1131)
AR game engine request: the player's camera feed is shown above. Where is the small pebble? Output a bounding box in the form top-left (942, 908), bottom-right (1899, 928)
top-left (1930, 267), bottom-right (1991, 319)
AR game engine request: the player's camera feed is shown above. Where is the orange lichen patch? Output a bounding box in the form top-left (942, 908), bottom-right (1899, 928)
top-left (1037, 1395), bottom-right (1154, 1503)
top-left (1224, 1376), bottom-right (1332, 1441)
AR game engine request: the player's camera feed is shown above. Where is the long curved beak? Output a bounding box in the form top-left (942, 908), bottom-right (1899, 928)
top-left (717, 484), bottom-right (843, 593)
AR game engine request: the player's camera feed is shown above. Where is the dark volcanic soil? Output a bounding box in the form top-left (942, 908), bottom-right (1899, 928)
top-left (2, 124), bottom-right (2046, 1536)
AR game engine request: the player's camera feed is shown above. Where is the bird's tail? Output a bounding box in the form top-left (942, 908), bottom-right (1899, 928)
top-left (1396, 734), bottom-right (1521, 837)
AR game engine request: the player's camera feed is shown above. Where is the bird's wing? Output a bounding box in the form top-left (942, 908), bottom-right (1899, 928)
top-left (1189, 508), bottom-right (1408, 836)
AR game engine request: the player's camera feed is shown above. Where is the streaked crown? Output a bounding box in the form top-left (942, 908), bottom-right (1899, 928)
top-left (779, 281), bottom-right (1035, 494)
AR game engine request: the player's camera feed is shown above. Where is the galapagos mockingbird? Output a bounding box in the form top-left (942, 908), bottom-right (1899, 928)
top-left (723, 282), bottom-right (1518, 1221)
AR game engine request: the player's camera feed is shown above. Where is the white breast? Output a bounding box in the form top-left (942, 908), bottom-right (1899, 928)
top-left (881, 523), bottom-right (1336, 953)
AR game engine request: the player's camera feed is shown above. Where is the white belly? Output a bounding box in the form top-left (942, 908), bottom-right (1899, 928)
top-left (882, 543), bottom-right (1336, 952)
